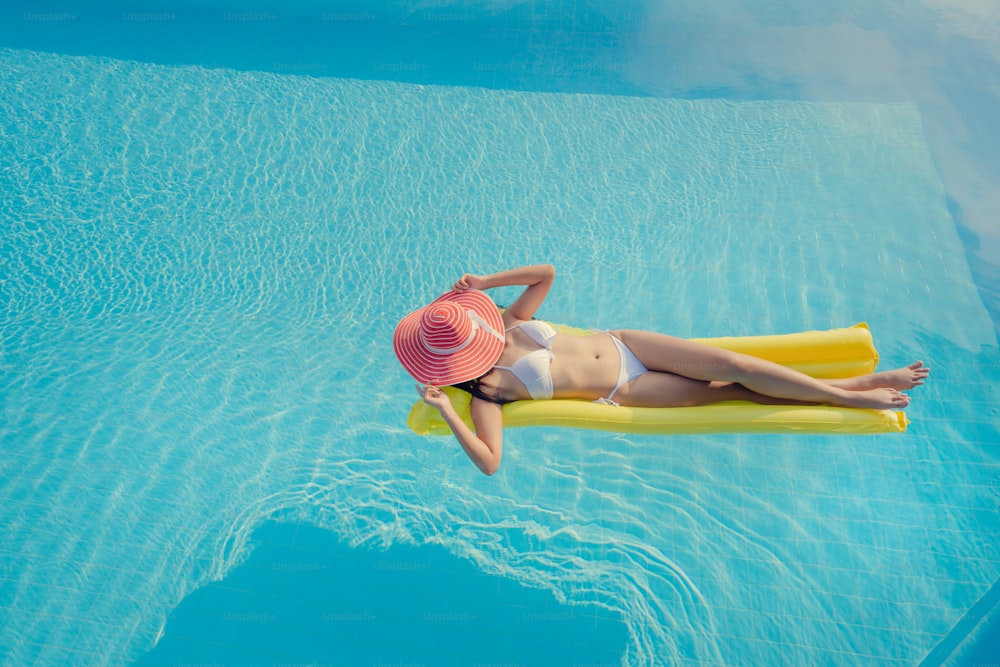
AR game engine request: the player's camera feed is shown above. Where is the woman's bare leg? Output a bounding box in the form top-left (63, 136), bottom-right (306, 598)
top-left (616, 372), bottom-right (817, 408)
top-left (614, 330), bottom-right (913, 410)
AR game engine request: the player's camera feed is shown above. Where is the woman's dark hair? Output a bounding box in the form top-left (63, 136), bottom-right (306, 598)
top-left (451, 305), bottom-right (517, 406)
top-left (452, 373), bottom-right (513, 406)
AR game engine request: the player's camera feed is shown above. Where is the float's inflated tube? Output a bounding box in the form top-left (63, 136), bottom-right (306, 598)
top-left (407, 323), bottom-right (908, 436)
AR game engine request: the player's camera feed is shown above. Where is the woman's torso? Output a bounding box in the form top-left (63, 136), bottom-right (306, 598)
top-left (491, 320), bottom-right (621, 401)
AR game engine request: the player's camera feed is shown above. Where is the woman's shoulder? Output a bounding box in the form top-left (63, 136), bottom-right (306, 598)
top-left (500, 309), bottom-right (522, 329)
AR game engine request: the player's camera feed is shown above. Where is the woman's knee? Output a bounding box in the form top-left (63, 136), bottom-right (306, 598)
top-left (665, 345), bottom-right (755, 382)
top-left (711, 352), bottom-right (759, 382)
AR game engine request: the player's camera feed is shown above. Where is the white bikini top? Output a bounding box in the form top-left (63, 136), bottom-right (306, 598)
top-left (494, 320), bottom-right (557, 400)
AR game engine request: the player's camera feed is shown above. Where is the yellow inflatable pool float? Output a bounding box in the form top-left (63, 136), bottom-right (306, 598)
top-left (407, 323), bottom-right (909, 436)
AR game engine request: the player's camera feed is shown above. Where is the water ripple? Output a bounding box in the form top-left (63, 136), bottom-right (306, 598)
top-left (1, 47), bottom-right (998, 666)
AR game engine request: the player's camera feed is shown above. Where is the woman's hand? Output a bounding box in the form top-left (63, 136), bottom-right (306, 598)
top-left (453, 273), bottom-right (488, 292)
top-left (417, 384), bottom-right (452, 411)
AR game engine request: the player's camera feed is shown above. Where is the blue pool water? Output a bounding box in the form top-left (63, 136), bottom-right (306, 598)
top-left (1, 2), bottom-right (999, 666)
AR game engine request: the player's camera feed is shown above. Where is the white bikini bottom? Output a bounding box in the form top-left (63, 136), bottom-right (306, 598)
top-left (593, 333), bottom-right (649, 407)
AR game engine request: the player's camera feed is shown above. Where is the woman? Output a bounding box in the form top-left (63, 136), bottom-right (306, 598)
top-left (393, 264), bottom-right (928, 475)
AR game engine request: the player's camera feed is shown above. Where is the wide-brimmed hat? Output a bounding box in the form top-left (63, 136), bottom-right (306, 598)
top-left (393, 289), bottom-right (506, 385)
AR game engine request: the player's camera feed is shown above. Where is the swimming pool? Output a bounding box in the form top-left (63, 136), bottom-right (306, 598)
top-left (1, 2), bottom-right (998, 666)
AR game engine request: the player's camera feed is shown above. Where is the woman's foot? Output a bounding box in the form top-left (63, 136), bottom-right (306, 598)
top-left (873, 361), bottom-right (929, 390)
top-left (838, 387), bottom-right (911, 410)
top-left (831, 361), bottom-right (929, 392)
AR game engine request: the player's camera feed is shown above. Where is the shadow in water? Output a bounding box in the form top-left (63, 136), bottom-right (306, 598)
top-left (134, 520), bottom-right (627, 666)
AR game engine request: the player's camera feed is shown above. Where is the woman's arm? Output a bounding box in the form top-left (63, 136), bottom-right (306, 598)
top-left (422, 265), bottom-right (553, 474)
top-left (454, 264), bottom-right (555, 323)
top-left (417, 385), bottom-right (504, 476)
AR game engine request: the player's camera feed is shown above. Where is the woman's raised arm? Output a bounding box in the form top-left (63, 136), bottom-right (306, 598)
top-left (453, 264), bottom-right (555, 323)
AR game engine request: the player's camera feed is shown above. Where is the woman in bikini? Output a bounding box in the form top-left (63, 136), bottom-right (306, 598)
top-left (393, 264), bottom-right (929, 475)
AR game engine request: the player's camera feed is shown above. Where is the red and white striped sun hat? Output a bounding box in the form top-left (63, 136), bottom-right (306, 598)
top-left (393, 289), bottom-right (506, 385)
